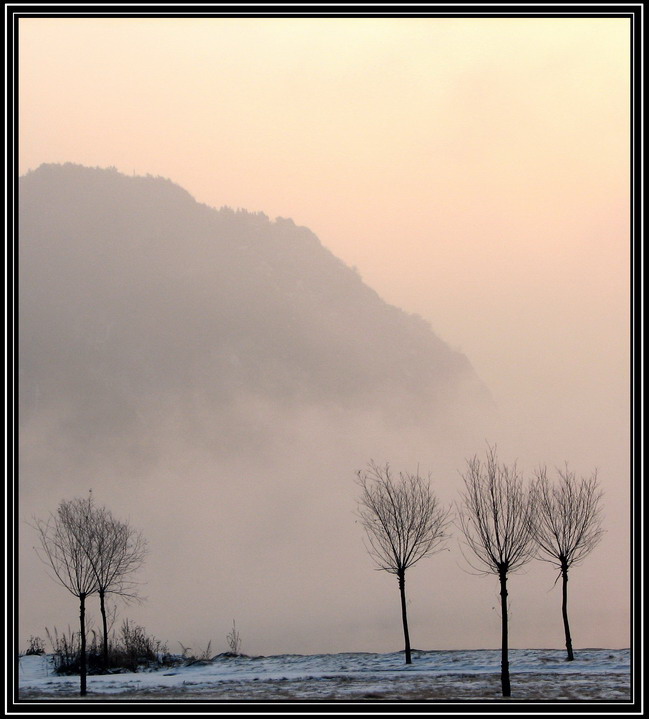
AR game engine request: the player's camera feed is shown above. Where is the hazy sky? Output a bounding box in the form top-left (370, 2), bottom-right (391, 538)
top-left (18, 15), bottom-right (631, 655)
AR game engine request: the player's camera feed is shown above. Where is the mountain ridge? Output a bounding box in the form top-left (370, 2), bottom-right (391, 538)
top-left (19, 163), bottom-right (491, 447)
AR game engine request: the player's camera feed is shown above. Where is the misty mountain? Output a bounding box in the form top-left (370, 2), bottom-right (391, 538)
top-left (18, 163), bottom-right (491, 455)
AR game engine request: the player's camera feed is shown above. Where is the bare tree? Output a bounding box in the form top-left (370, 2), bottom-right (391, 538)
top-left (33, 497), bottom-right (99, 696)
top-left (86, 497), bottom-right (147, 670)
top-left (355, 461), bottom-right (451, 664)
top-left (456, 446), bottom-right (536, 697)
top-left (530, 465), bottom-right (604, 661)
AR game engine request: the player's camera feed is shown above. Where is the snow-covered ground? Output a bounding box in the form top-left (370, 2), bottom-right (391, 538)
top-left (17, 648), bottom-right (631, 703)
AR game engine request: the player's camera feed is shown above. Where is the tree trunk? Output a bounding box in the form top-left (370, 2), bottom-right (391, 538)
top-left (499, 570), bottom-right (511, 697)
top-left (79, 593), bottom-right (87, 696)
top-left (99, 590), bottom-right (109, 671)
top-left (561, 564), bottom-right (574, 661)
top-left (397, 570), bottom-right (412, 664)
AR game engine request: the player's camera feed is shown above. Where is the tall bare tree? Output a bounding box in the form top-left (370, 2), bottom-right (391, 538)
top-left (355, 461), bottom-right (451, 664)
top-left (456, 446), bottom-right (536, 697)
top-left (530, 465), bottom-right (604, 661)
top-left (33, 497), bottom-right (99, 696)
top-left (86, 497), bottom-right (147, 670)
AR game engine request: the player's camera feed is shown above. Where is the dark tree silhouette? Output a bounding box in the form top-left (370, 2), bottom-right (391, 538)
top-left (33, 497), bottom-right (99, 696)
top-left (530, 465), bottom-right (604, 661)
top-left (456, 446), bottom-right (536, 697)
top-left (356, 461), bottom-right (451, 664)
top-left (86, 497), bottom-right (147, 670)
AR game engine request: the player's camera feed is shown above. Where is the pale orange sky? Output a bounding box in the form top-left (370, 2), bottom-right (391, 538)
top-left (19, 14), bottom-right (630, 464)
top-left (18, 16), bottom-right (632, 653)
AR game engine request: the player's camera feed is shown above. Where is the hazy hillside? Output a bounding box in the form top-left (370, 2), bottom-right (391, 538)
top-left (17, 166), bottom-right (508, 658)
top-left (19, 163), bottom-right (491, 447)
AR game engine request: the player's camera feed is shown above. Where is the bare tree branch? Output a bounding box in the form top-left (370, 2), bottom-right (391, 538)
top-left (32, 497), bottom-right (100, 696)
top-left (355, 461), bottom-right (452, 664)
top-left (455, 444), bottom-right (535, 697)
top-left (81, 494), bottom-right (148, 670)
top-left (530, 464), bottom-right (604, 660)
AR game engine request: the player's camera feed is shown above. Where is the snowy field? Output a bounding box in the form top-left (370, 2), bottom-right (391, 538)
top-left (17, 648), bottom-right (632, 704)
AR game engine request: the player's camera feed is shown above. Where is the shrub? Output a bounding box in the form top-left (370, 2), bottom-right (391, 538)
top-left (179, 640), bottom-right (213, 666)
top-left (197, 641), bottom-right (212, 661)
top-left (24, 636), bottom-right (46, 656)
top-left (45, 626), bottom-right (82, 674)
top-left (45, 621), bottom-right (176, 675)
top-left (226, 619), bottom-right (242, 655)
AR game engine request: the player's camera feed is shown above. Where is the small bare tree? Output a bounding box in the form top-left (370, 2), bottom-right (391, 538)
top-left (456, 446), bottom-right (536, 697)
top-left (355, 461), bottom-right (451, 664)
top-left (33, 497), bottom-right (99, 696)
top-left (86, 498), bottom-right (147, 670)
top-left (530, 465), bottom-right (604, 661)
